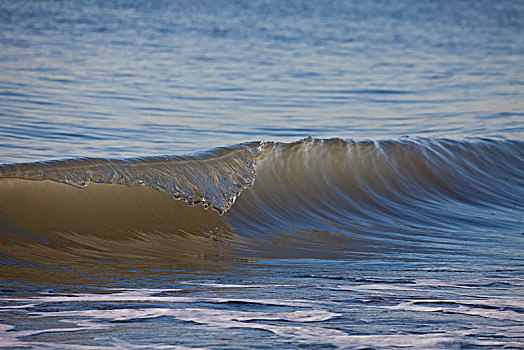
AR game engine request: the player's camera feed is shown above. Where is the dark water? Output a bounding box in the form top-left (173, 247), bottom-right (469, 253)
top-left (1, 0), bottom-right (523, 348)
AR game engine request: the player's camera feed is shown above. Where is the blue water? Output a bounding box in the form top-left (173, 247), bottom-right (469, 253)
top-left (1, 0), bottom-right (523, 348)
top-left (1, 0), bottom-right (523, 163)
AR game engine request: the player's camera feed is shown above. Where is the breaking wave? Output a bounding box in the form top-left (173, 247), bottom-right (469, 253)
top-left (0, 137), bottom-right (523, 273)
top-left (0, 141), bottom-right (267, 214)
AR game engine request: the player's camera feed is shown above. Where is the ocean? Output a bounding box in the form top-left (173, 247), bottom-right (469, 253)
top-left (1, 0), bottom-right (523, 348)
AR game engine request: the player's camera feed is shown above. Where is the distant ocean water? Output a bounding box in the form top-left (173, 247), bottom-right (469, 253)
top-left (1, 0), bottom-right (523, 348)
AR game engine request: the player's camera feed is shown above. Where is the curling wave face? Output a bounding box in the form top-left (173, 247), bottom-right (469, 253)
top-left (0, 138), bottom-right (523, 278)
top-left (0, 141), bottom-right (267, 214)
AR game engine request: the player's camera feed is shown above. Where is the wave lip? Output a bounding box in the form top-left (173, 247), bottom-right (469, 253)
top-left (0, 141), bottom-right (269, 214)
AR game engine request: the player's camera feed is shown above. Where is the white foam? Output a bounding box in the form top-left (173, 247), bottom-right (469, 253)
top-left (377, 300), bottom-right (524, 322)
top-left (0, 303), bottom-right (36, 309)
top-left (1, 289), bottom-right (329, 309)
top-left (31, 307), bottom-right (339, 323)
top-left (0, 322), bottom-right (202, 349)
top-left (2, 288), bottom-right (522, 349)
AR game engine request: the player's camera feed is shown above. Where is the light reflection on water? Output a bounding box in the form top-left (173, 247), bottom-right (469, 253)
top-left (1, 0), bottom-right (523, 163)
top-left (1, 260), bottom-right (523, 349)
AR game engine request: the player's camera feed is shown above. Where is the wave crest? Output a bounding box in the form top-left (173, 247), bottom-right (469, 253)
top-left (0, 141), bottom-right (269, 214)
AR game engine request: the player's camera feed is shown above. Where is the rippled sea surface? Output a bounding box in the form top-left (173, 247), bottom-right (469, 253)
top-left (1, 0), bottom-right (523, 348)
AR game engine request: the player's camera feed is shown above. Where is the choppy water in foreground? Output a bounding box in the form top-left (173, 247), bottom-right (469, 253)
top-left (1, 0), bottom-right (523, 348)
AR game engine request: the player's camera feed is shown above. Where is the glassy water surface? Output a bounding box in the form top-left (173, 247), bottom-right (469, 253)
top-left (0, 0), bottom-right (523, 348)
